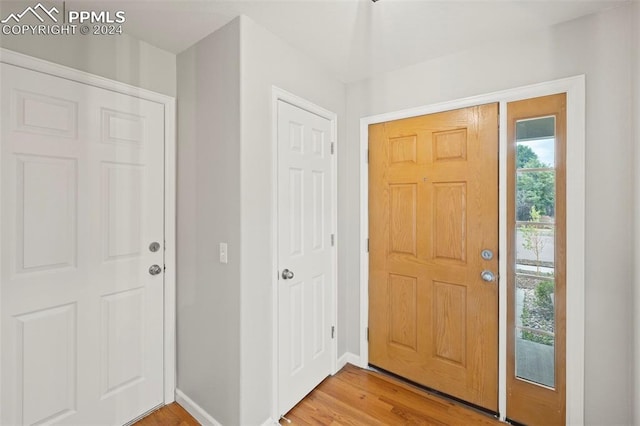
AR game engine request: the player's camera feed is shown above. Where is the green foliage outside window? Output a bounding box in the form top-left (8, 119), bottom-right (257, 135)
top-left (516, 145), bottom-right (555, 221)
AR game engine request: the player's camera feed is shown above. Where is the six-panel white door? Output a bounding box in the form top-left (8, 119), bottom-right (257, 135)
top-left (1, 63), bottom-right (165, 425)
top-left (277, 100), bottom-right (334, 417)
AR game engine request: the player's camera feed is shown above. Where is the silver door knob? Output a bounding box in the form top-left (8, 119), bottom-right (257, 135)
top-left (281, 269), bottom-right (295, 280)
top-left (149, 264), bottom-right (162, 276)
top-left (481, 270), bottom-right (496, 282)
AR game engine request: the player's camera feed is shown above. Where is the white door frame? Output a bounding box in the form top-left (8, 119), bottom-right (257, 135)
top-left (270, 86), bottom-right (339, 420)
top-left (358, 76), bottom-right (585, 424)
top-left (0, 48), bottom-right (177, 406)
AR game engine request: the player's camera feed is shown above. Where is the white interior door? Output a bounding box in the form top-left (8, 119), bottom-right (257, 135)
top-left (1, 63), bottom-right (165, 425)
top-left (277, 100), bottom-right (334, 416)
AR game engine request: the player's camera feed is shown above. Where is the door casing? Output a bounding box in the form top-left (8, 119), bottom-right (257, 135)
top-left (0, 48), bottom-right (177, 408)
top-left (270, 86), bottom-right (339, 421)
top-left (358, 76), bottom-right (585, 423)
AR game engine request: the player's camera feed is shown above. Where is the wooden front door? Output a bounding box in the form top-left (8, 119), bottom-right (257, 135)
top-left (368, 104), bottom-right (499, 411)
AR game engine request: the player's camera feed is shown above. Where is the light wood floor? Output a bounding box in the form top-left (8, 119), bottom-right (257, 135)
top-left (282, 364), bottom-right (502, 425)
top-left (136, 364), bottom-right (503, 425)
top-left (134, 402), bottom-right (199, 426)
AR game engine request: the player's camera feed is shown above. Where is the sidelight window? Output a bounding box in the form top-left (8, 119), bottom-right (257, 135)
top-left (514, 116), bottom-right (557, 388)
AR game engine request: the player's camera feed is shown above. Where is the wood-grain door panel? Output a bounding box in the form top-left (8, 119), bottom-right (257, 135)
top-left (369, 104), bottom-right (498, 411)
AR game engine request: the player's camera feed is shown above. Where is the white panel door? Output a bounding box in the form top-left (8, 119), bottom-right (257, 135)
top-left (1, 63), bottom-right (165, 425)
top-left (277, 100), bottom-right (334, 416)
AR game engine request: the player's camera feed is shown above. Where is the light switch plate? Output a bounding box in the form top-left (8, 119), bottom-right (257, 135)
top-left (219, 242), bottom-right (228, 264)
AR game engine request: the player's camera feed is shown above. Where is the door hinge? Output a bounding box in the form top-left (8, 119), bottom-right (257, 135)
top-left (163, 265), bottom-right (166, 272)
top-left (366, 327), bottom-right (369, 342)
top-left (331, 326), bottom-right (335, 339)
top-left (366, 238), bottom-right (369, 253)
top-left (331, 142), bottom-right (335, 155)
top-left (331, 234), bottom-right (335, 246)
top-left (366, 149), bottom-right (369, 163)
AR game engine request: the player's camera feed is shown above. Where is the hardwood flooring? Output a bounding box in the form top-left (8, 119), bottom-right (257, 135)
top-left (134, 402), bottom-right (199, 426)
top-left (282, 364), bottom-right (503, 425)
top-left (135, 364), bottom-right (504, 425)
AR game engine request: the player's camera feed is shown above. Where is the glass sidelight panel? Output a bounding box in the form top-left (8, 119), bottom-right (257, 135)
top-left (507, 93), bottom-right (565, 425)
top-left (514, 117), bottom-right (557, 388)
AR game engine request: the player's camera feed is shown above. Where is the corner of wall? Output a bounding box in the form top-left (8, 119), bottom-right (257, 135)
top-left (337, 352), bottom-right (361, 371)
top-left (632, 3), bottom-right (640, 424)
top-left (175, 389), bottom-right (223, 426)
top-left (176, 17), bottom-right (243, 426)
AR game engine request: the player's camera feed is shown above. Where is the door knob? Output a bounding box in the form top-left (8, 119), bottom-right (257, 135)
top-left (481, 270), bottom-right (496, 282)
top-left (149, 264), bottom-right (162, 276)
top-left (281, 269), bottom-right (295, 280)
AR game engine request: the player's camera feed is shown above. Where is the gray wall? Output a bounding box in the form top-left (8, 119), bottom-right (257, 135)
top-left (176, 18), bottom-right (242, 426)
top-left (634, 3), bottom-right (640, 425)
top-left (176, 15), bottom-right (346, 425)
top-left (0, 27), bottom-right (176, 97)
top-left (344, 5), bottom-right (634, 424)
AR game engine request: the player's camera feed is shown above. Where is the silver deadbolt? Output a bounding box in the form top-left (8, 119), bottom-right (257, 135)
top-left (481, 249), bottom-right (494, 260)
top-left (481, 270), bottom-right (496, 282)
top-left (281, 269), bottom-right (294, 280)
top-left (149, 242), bottom-right (161, 253)
top-left (149, 264), bottom-right (162, 276)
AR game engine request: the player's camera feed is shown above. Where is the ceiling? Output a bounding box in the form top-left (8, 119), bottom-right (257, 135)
top-left (66, 0), bottom-right (628, 82)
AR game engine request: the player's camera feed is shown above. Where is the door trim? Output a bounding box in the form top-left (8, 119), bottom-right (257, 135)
top-left (270, 86), bottom-right (338, 421)
top-left (0, 48), bottom-right (177, 406)
top-left (358, 76), bottom-right (585, 424)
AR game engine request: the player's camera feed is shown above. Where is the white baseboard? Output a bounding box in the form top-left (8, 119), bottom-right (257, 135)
top-left (175, 389), bottom-right (222, 426)
top-left (261, 418), bottom-right (277, 426)
top-left (337, 352), bottom-right (361, 371)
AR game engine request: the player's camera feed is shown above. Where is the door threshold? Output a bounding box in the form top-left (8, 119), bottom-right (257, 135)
top-left (367, 364), bottom-right (501, 421)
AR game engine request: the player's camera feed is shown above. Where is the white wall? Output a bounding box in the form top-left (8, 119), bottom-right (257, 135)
top-left (176, 18), bottom-right (242, 426)
top-left (344, 5), bottom-right (634, 424)
top-left (0, 29), bottom-right (176, 97)
top-left (633, 3), bottom-right (640, 425)
top-left (238, 15), bottom-right (346, 424)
